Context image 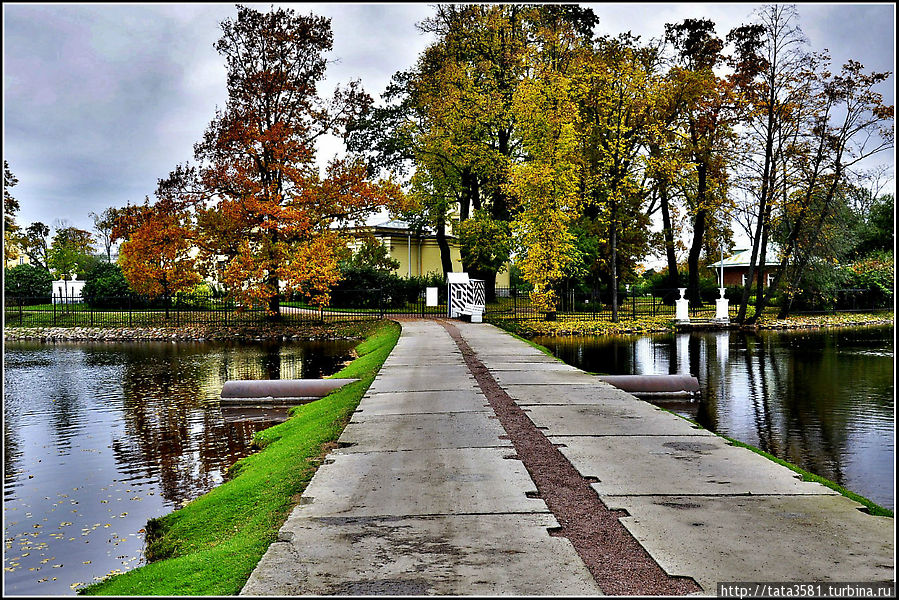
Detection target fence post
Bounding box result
[513,288,517,321]
[129,294,133,327]
[53,294,56,326]
[379,288,384,319]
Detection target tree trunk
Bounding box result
[686,164,708,306]
[660,180,679,290]
[749,223,771,322]
[738,66,778,323]
[610,218,618,323]
[686,208,706,306]
[469,267,498,303]
[435,219,453,277]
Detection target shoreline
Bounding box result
[488,311,894,338]
[3,312,893,343]
[3,322,378,343]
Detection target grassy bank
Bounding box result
[80,319,401,596]
[498,327,894,518]
[488,310,892,337]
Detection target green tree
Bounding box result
[4,160,20,262]
[343,236,400,274]
[572,34,658,319]
[82,262,132,307]
[457,210,511,283]
[4,263,52,299]
[47,226,97,293]
[19,221,51,271]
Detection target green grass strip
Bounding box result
[80,320,401,596]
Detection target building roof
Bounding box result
[348,216,457,239]
[708,247,781,269]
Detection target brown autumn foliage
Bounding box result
[131,5,404,314]
[117,197,200,301]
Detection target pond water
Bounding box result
[532,325,895,511]
[3,339,355,595]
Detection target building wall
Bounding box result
[721,268,777,287]
[380,234,510,288]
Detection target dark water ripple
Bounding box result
[532,325,895,511]
[3,339,354,595]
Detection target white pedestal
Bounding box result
[674,288,689,323]
[715,299,730,321]
[714,288,729,322]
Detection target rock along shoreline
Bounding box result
[3,324,364,343]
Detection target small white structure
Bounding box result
[714,288,730,322]
[426,287,439,307]
[674,287,690,323]
[447,272,485,321]
[52,274,85,304]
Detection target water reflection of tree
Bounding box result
[112,344,261,505]
[107,342,353,506]
[45,349,90,455]
[739,333,779,456]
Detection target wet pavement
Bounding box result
[241,320,894,595]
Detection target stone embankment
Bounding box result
[4,325,361,343]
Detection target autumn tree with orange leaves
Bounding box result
[153,5,402,315]
[116,197,200,315]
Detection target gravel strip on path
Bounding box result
[441,320,700,596]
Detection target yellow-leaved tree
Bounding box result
[508,30,584,313]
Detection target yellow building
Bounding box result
[347,218,511,288]
[4,238,30,269]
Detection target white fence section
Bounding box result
[52,277,85,304]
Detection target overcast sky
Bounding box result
[3,3,895,238]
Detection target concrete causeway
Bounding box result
[241,320,894,596]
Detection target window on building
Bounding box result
[741,273,746,286]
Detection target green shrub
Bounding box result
[4,263,53,299]
[329,266,444,309]
[82,262,132,308]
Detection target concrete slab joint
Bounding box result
[242,319,894,597]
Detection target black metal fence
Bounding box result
[483,288,738,322]
[3,290,452,328]
[482,287,892,322]
[3,286,890,328]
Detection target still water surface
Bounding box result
[3,339,355,595]
[533,325,894,511]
